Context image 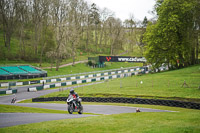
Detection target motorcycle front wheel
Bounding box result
[68,105,73,114]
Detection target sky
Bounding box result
[85,0,156,21]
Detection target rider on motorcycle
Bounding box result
[11,94,16,103]
[68,89,81,108]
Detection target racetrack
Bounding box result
[0,103,174,128]
[0,84,175,128]
[0,82,103,103]
[0,113,96,128]
[6,103,173,114]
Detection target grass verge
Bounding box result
[0,104,96,115]
[44,62,142,77]
[0,104,67,114]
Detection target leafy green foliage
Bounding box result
[144,0,200,69]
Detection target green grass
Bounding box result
[44,62,143,77]
[19,99,66,103]
[0,103,200,133]
[42,64,200,102]
[0,104,67,114]
[0,54,88,68]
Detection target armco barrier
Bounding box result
[32,97,200,110]
[0,89,17,94]
[28,72,138,92]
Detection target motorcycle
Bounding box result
[66,95,83,114]
[11,97,16,103]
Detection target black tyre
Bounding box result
[78,106,83,114]
[68,105,73,114]
[11,99,15,103]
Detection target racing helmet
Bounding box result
[70,89,74,94]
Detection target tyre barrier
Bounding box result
[27,87,37,92]
[32,97,200,110]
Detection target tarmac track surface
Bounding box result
[0,82,103,103]
[6,103,173,114]
[0,113,95,128]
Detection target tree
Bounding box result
[32,0,43,56]
[105,17,124,55]
[193,0,200,64]
[143,22,168,70]
[0,0,19,50]
[138,16,149,55]
[99,8,114,53]
[16,0,29,59]
[46,50,56,71]
[50,0,68,71]
[128,15,136,52]
[39,0,51,66]
[67,0,82,66]
[144,0,200,69]
[141,16,148,28]
[123,15,140,53]
[89,3,100,53]
[0,0,134,65]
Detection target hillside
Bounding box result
[44,64,200,103]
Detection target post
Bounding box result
[8,82,11,90]
[120,67,123,88]
[152,80,154,88]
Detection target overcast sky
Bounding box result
[85,0,156,21]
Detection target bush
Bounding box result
[87,60,93,66]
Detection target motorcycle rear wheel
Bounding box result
[78,106,83,114]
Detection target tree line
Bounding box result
[0,0,147,71]
[0,0,199,71]
[143,0,200,70]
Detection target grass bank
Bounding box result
[44,62,142,77]
[41,65,200,102]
